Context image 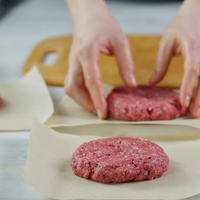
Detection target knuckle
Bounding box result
[163,30,173,40]
[76,42,94,59]
[85,74,100,90]
[186,34,198,45]
[187,40,197,52]
[77,45,87,58]
[114,34,129,47]
[190,65,200,75]
[158,41,167,53]
[184,35,200,51]
[159,38,166,48]
[159,35,171,49]
[187,37,195,46]
[85,75,96,87]
[69,52,75,62]
[122,36,129,46]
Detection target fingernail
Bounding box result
[129,74,137,86]
[185,95,190,107]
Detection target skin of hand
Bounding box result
[149,0,200,118]
[65,0,136,119]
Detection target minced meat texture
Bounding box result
[107,86,187,121]
[71,137,169,183]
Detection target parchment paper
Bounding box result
[46,84,200,136]
[25,119,200,200]
[0,67,53,131]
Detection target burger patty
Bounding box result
[107,86,187,121]
[71,137,169,183]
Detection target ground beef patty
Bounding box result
[71,137,169,183]
[107,86,187,121]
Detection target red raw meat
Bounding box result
[107,86,187,121]
[71,137,169,183]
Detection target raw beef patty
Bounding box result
[107,86,187,121]
[71,137,169,183]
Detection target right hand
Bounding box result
[149,0,200,118]
[65,0,136,119]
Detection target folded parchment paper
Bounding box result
[25,119,200,200]
[0,67,53,131]
[46,84,200,136]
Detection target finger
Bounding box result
[190,78,200,118]
[112,36,137,87]
[64,58,95,112]
[149,36,174,85]
[180,44,200,107]
[79,45,107,119]
[99,45,113,56]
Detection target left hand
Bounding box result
[149,0,200,118]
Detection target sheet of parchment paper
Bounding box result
[53,124,199,138]
[25,119,200,200]
[46,84,200,136]
[0,67,53,131]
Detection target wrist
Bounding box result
[66,0,110,30]
[179,0,200,15]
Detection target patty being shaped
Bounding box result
[107,86,187,121]
[71,137,169,183]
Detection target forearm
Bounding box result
[66,0,108,16]
[66,0,110,30]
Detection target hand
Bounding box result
[149,0,200,118]
[65,0,136,119]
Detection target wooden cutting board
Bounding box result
[22,35,184,88]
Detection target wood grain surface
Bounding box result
[22,35,184,88]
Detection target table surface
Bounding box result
[0,0,200,199]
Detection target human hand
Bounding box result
[150,0,200,118]
[65,0,136,119]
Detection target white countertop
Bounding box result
[0,0,199,199]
